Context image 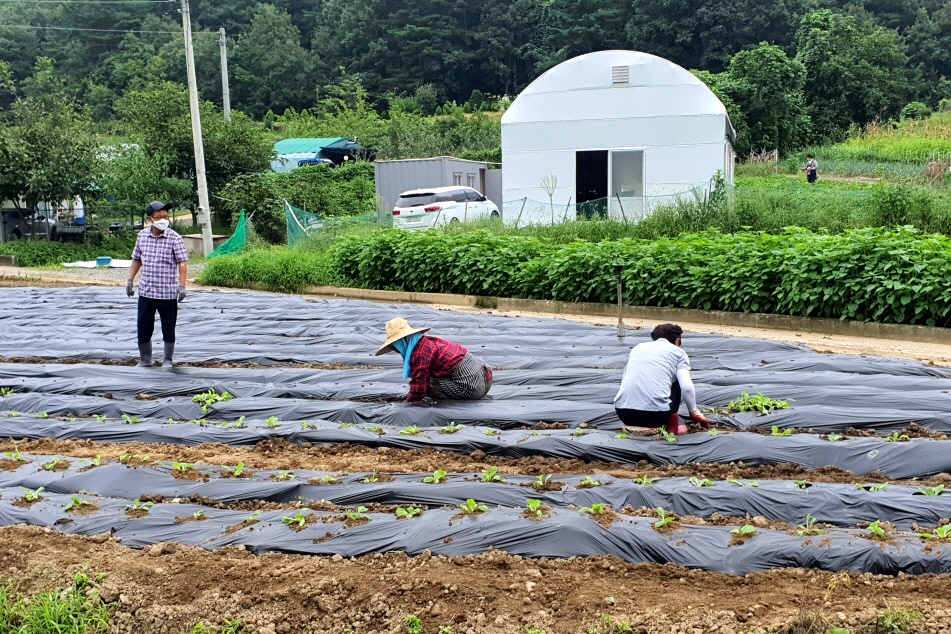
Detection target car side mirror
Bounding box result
[480,196,487,201]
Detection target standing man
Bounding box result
[805,154,819,183]
[127,201,188,368]
[614,323,710,436]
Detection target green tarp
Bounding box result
[208,211,248,258]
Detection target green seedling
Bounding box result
[884,431,910,442]
[423,469,447,484]
[21,487,43,501]
[572,429,587,437]
[526,499,544,518]
[708,428,718,436]
[245,511,262,523]
[458,499,488,514]
[361,472,379,483]
[189,419,208,426]
[121,414,140,424]
[300,421,314,430]
[396,507,422,519]
[5,447,23,461]
[339,422,355,428]
[222,416,246,429]
[224,462,246,477]
[192,389,233,414]
[366,424,384,433]
[405,615,423,634]
[858,482,888,492]
[265,416,280,428]
[825,434,845,441]
[579,503,607,515]
[400,425,421,435]
[918,485,945,496]
[346,506,370,521]
[483,429,498,436]
[69,418,76,423]
[321,475,341,484]
[660,429,677,443]
[192,510,206,520]
[125,499,154,512]
[73,572,91,590]
[173,462,194,472]
[867,520,887,539]
[480,466,506,483]
[282,510,309,528]
[578,476,602,487]
[727,392,790,414]
[43,457,63,471]
[793,480,810,489]
[88,453,103,467]
[64,496,91,511]
[614,433,628,439]
[0,387,13,396]
[534,474,553,487]
[728,479,759,487]
[36,412,49,419]
[689,477,713,487]
[654,507,676,529]
[796,514,825,537]
[441,422,465,433]
[920,525,951,540]
[633,476,658,485]
[276,471,295,481]
[771,425,792,437]
[6,412,19,417]
[92,414,107,422]
[730,525,757,536]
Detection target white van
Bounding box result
[391,186,500,231]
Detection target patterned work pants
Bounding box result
[428,353,492,400]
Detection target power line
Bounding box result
[0,0,174,3]
[0,23,218,34]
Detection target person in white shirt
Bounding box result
[614,323,711,436]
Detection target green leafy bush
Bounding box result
[0,233,138,267]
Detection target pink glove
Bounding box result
[690,411,711,430]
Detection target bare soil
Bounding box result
[0,525,948,634]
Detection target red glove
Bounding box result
[690,411,711,430]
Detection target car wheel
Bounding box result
[10,229,21,240]
[490,211,500,219]
[449,217,460,224]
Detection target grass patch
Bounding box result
[0,580,112,634]
[0,234,138,268]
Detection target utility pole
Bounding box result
[181,0,213,256]
[218,28,231,122]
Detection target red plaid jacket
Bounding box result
[406,336,491,401]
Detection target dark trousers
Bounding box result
[807,170,818,183]
[615,381,681,428]
[137,296,178,344]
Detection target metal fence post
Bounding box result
[614,264,625,340]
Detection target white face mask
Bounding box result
[152,219,170,232]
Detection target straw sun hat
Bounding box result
[376,317,430,355]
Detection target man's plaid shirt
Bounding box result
[132,228,189,300]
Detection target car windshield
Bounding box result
[396,192,436,207]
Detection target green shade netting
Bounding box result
[285,201,323,246]
[208,210,248,258]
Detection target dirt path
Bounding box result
[1,525,946,634]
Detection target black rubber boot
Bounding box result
[162,341,175,368]
[137,341,153,367]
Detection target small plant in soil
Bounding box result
[770,425,792,437]
[825,434,844,441]
[5,447,24,461]
[265,416,280,428]
[572,429,587,436]
[276,471,295,481]
[793,480,810,489]
[224,462,246,477]
[396,507,422,519]
[796,514,825,537]
[441,422,465,433]
[125,499,154,512]
[633,476,658,485]
[222,416,246,429]
[920,525,951,540]
[730,525,757,537]
[121,414,140,424]
[660,429,677,443]
[423,469,447,484]
[189,419,208,426]
[480,466,506,483]
[321,475,342,484]
[532,474,553,489]
[300,420,314,430]
[87,454,103,467]
[728,392,790,414]
[22,487,43,501]
[173,462,194,472]
[192,389,232,414]
[728,479,759,487]
[858,482,888,492]
[689,477,713,487]
[579,503,609,516]
[526,499,544,518]
[654,507,676,529]
[92,414,107,422]
[192,510,206,520]
[400,425,421,435]
[283,510,309,528]
[458,499,488,514]
[708,428,718,436]
[339,422,354,428]
[876,607,924,633]
[346,506,370,521]
[884,431,910,442]
[366,424,384,433]
[918,485,945,496]
[361,472,379,483]
[64,497,91,512]
[43,457,63,471]
[613,432,628,439]
[578,476,603,488]
[405,615,423,634]
[244,511,262,523]
[36,412,49,419]
[483,429,498,436]
[0,387,13,396]
[867,520,888,539]
[7,412,18,417]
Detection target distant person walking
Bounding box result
[126,201,188,368]
[805,155,819,183]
